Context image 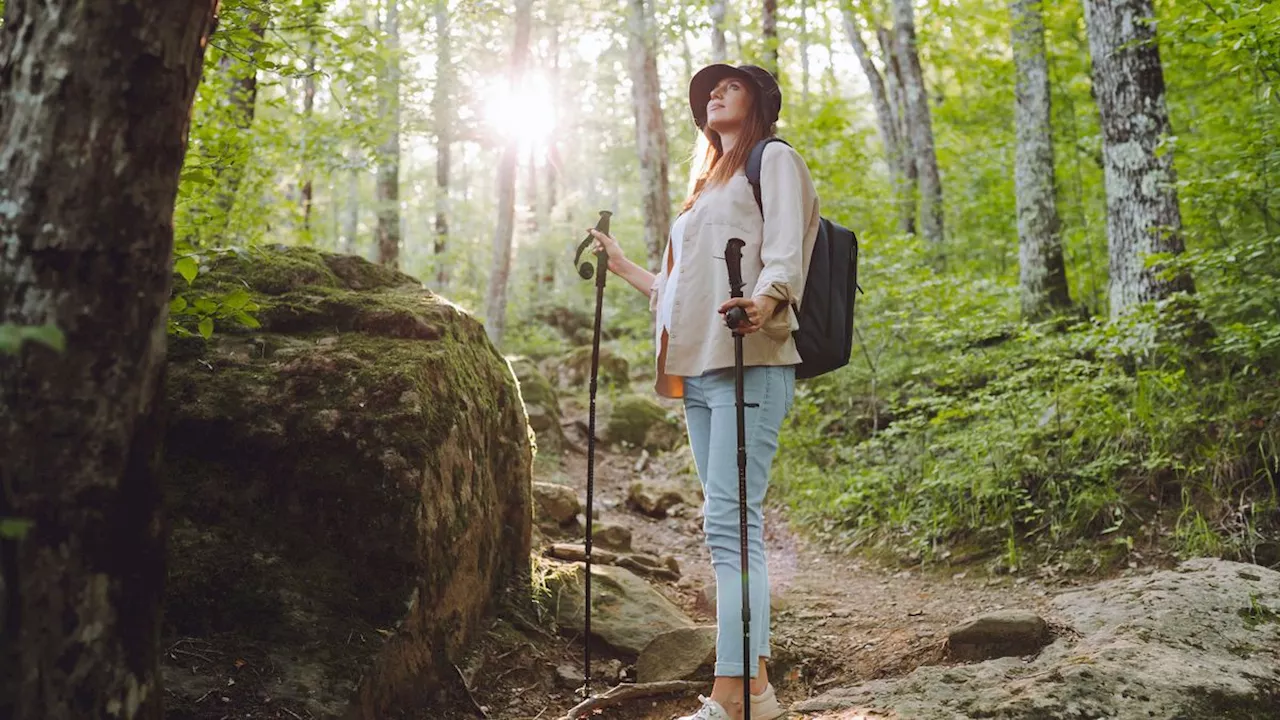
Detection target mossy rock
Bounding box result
[508,355,563,454]
[163,246,533,719]
[602,394,680,451]
[549,345,630,390]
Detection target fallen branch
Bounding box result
[558,680,706,720]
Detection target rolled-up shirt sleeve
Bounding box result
[753,143,816,331]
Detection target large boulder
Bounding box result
[162,246,533,719]
[508,355,564,454]
[794,559,1280,719]
[548,345,630,390]
[602,394,681,451]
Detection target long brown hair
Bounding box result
[680,84,775,213]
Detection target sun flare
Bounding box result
[484,71,557,153]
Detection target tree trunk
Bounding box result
[800,0,810,105]
[375,0,402,268]
[710,0,728,62]
[0,3,217,719]
[433,0,451,288]
[1083,0,1194,318]
[485,0,534,347]
[340,155,360,255]
[627,0,672,273]
[214,10,266,228]
[544,16,560,289]
[1011,0,1072,318]
[878,26,917,233]
[844,9,913,235]
[762,0,779,76]
[891,0,945,255]
[301,43,316,237]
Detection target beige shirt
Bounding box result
[651,142,821,398]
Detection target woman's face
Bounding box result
[705,77,754,133]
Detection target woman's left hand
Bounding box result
[718,295,780,334]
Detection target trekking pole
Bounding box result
[571,209,613,698]
[723,238,753,720]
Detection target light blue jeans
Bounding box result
[683,365,795,678]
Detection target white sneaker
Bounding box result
[750,683,786,720]
[677,695,733,720]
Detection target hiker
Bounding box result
[589,63,820,720]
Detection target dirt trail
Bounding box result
[466,428,1068,720]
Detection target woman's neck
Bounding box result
[718,128,740,154]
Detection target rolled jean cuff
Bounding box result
[714,661,760,679]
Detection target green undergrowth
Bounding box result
[773,235,1280,573]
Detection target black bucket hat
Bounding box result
[688,63,782,129]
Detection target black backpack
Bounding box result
[746,137,861,380]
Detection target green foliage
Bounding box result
[0,323,65,355]
[163,0,1280,568]
[0,517,33,540]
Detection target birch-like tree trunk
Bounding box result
[1083,0,1194,317]
[375,0,402,268]
[340,159,359,255]
[627,0,672,273]
[433,0,452,288]
[891,0,945,253]
[763,0,779,76]
[301,43,317,236]
[485,0,534,347]
[710,0,728,62]
[844,9,913,234]
[1011,0,1072,318]
[878,26,917,232]
[800,0,810,104]
[0,3,217,718]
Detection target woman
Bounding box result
[590,63,820,720]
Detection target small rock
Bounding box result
[592,522,633,552]
[662,555,681,574]
[555,664,584,689]
[947,609,1050,661]
[628,481,687,518]
[546,564,695,654]
[616,554,681,582]
[532,482,580,526]
[636,625,717,682]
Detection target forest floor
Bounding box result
[450,413,1136,720]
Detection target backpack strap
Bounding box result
[745,137,791,215]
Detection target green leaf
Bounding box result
[233,312,261,329]
[170,296,189,314]
[194,298,218,314]
[198,317,214,339]
[0,517,34,540]
[175,256,199,285]
[179,169,215,186]
[224,288,252,310]
[0,323,65,355]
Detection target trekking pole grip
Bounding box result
[724,238,749,331]
[574,210,613,284]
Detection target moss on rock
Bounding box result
[602,394,679,451]
[163,246,532,719]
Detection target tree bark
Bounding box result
[800,0,810,104]
[485,0,534,347]
[301,43,317,237]
[844,9,914,234]
[763,0,778,76]
[1011,0,1072,318]
[375,0,402,268]
[213,9,266,229]
[891,0,945,254]
[1083,0,1194,318]
[433,0,451,287]
[878,26,917,232]
[0,2,218,719]
[710,0,728,62]
[627,0,672,273]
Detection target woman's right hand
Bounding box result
[589,229,627,274]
